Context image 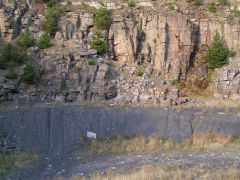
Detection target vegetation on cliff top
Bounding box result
[89,6,110,54]
[41,8,59,35]
[92,7,111,31]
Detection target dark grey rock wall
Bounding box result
[0,106,240,154]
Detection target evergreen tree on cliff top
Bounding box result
[206,31,229,69]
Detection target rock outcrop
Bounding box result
[0,0,28,41]
[1,0,240,105]
[214,57,240,100]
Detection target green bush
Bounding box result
[5,68,18,79]
[88,59,96,65]
[172,80,181,89]
[46,0,59,8]
[93,7,111,31]
[66,0,71,5]
[136,70,143,76]
[186,0,193,2]
[229,49,236,57]
[209,2,216,13]
[218,0,228,5]
[0,43,27,69]
[22,61,37,84]
[194,0,203,6]
[128,0,136,7]
[89,39,107,54]
[229,14,234,21]
[41,9,59,35]
[37,33,52,49]
[234,9,240,17]
[81,0,87,8]
[169,4,174,10]
[16,28,35,49]
[206,31,229,69]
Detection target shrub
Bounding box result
[234,9,240,17]
[169,4,174,10]
[229,14,234,21]
[194,0,203,6]
[37,33,52,49]
[172,80,181,89]
[93,7,111,31]
[92,30,103,39]
[22,61,37,84]
[88,59,96,65]
[218,0,228,5]
[41,9,58,35]
[5,68,18,79]
[89,39,107,54]
[136,70,143,76]
[186,0,193,2]
[209,2,216,13]
[46,0,59,8]
[0,43,27,69]
[229,49,236,57]
[16,28,35,49]
[81,0,87,8]
[206,31,229,69]
[128,0,136,7]
[66,0,71,5]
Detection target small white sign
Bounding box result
[87,131,96,139]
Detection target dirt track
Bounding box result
[14,145,239,180]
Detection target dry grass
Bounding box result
[0,151,39,177]
[84,132,239,155]
[89,135,161,154]
[70,163,240,180]
[193,131,236,146]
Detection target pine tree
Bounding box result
[206,31,229,69]
[22,62,37,84]
[37,33,52,49]
[41,9,58,35]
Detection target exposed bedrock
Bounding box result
[1,1,240,104]
[0,106,240,154]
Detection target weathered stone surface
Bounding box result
[1,0,240,105]
[0,106,240,153]
[0,0,28,41]
[109,13,198,80]
[214,58,240,100]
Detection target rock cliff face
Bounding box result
[0,0,240,105]
[1,105,240,153]
[109,13,199,81]
[0,0,28,41]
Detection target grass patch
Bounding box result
[70,163,240,180]
[128,0,136,8]
[136,70,143,76]
[209,2,216,13]
[88,59,96,65]
[194,0,203,6]
[79,132,239,155]
[89,39,107,54]
[0,151,39,177]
